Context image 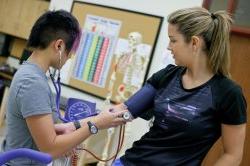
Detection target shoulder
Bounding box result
[212,75,243,96]
[146,64,183,89]
[154,64,181,76]
[15,74,49,99]
[211,75,247,124]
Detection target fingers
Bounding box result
[108,120,126,128]
[111,114,127,126]
[110,108,127,115]
[114,110,132,120]
[93,106,131,129]
[113,118,127,126]
[108,103,128,113]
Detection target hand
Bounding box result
[110,103,129,113]
[54,122,75,135]
[110,103,133,121]
[91,106,128,129]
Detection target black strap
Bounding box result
[73,120,81,130]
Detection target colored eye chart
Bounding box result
[71,15,121,87]
[60,1,163,102]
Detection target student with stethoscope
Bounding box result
[1,10,127,166]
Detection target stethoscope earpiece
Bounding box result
[58,50,62,73]
[59,50,62,60]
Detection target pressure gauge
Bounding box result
[64,98,96,121]
[122,111,132,121]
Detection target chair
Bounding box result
[0,148,52,165]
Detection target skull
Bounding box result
[128,32,142,48]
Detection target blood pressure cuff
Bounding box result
[124,83,156,120]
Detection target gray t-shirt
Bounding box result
[1,61,56,165]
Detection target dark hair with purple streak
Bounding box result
[27,10,81,53]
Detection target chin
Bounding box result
[174,60,179,65]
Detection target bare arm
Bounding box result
[26,109,127,158]
[214,123,246,166]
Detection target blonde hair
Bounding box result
[168,7,233,77]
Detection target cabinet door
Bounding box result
[203,0,250,36]
[205,0,229,12]
[202,34,250,166]
[0,0,49,39]
[203,2,250,166]
[229,34,250,166]
[233,0,250,35]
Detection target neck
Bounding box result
[28,50,50,72]
[182,53,214,88]
[185,66,213,81]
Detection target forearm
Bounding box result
[42,118,92,158]
[30,109,126,159]
[214,153,242,166]
[215,124,246,166]
[41,124,91,158]
[47,110,126,158]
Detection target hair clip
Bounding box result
[211,13,217,19]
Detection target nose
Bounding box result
[167,44,171,51]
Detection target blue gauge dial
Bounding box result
[64,98,96,122]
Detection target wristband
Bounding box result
[73,120,81,130]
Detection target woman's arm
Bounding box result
[214,123,246,166]
[26,108,127,159]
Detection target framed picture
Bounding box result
[60,1,163,103]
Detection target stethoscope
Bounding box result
[49,51,102,123]
[49,51,69,123]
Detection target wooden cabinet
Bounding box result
[0,0,49,39]
[202,1,250,165]
[202,33,250,166]
[10,38,27,59]
[203,0,250,36]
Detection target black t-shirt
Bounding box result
[121,65,247,166]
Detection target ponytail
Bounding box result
[208,11,232,77]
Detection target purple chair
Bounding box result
[0,148,52,165]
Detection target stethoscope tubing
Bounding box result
[49,69,100,123]
[49,69,68,123]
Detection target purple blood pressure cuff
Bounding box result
[124,83,156,120]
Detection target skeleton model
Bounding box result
[97,32,148,166]
[116,32,148,102]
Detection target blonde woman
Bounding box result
[113,7,247,166]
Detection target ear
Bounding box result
[190,36,200,52]
[54,39,65,53]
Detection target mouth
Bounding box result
[171,53,175,58]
